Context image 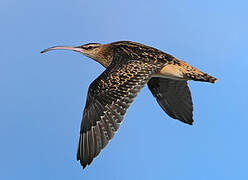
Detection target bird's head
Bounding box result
[41,43,112,67]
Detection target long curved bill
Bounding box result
[40,46,82,53]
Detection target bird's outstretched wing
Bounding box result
[77,60,159,168]
[148,77,193,125]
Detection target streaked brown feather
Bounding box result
[41,40,217,169]
[77,58,162,168]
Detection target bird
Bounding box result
[41,41,217,169]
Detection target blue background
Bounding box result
[1,0,247,179]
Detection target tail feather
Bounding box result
[185,72,217,83]
[176,59,218,83]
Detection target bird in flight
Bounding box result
[41,41,217,169]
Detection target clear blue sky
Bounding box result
[1,0,247,179]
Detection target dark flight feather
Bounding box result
[148,77,193,125]
[77,58,162,168]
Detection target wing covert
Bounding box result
[77,60,160,168]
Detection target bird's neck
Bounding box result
[87,45,113,68]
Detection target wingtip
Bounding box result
[188,122,193,125]
[78,158,92,170]
[180,116,193,125]
[183,120,193,125]
[79,160,87,169]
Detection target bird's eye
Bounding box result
[87,46,94,50]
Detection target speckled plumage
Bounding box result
[41,41,217,169]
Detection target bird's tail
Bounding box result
[155,59,217,83]
[185,71,217,83]
[178,60,218,83]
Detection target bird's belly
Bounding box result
[152,64,187,80]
